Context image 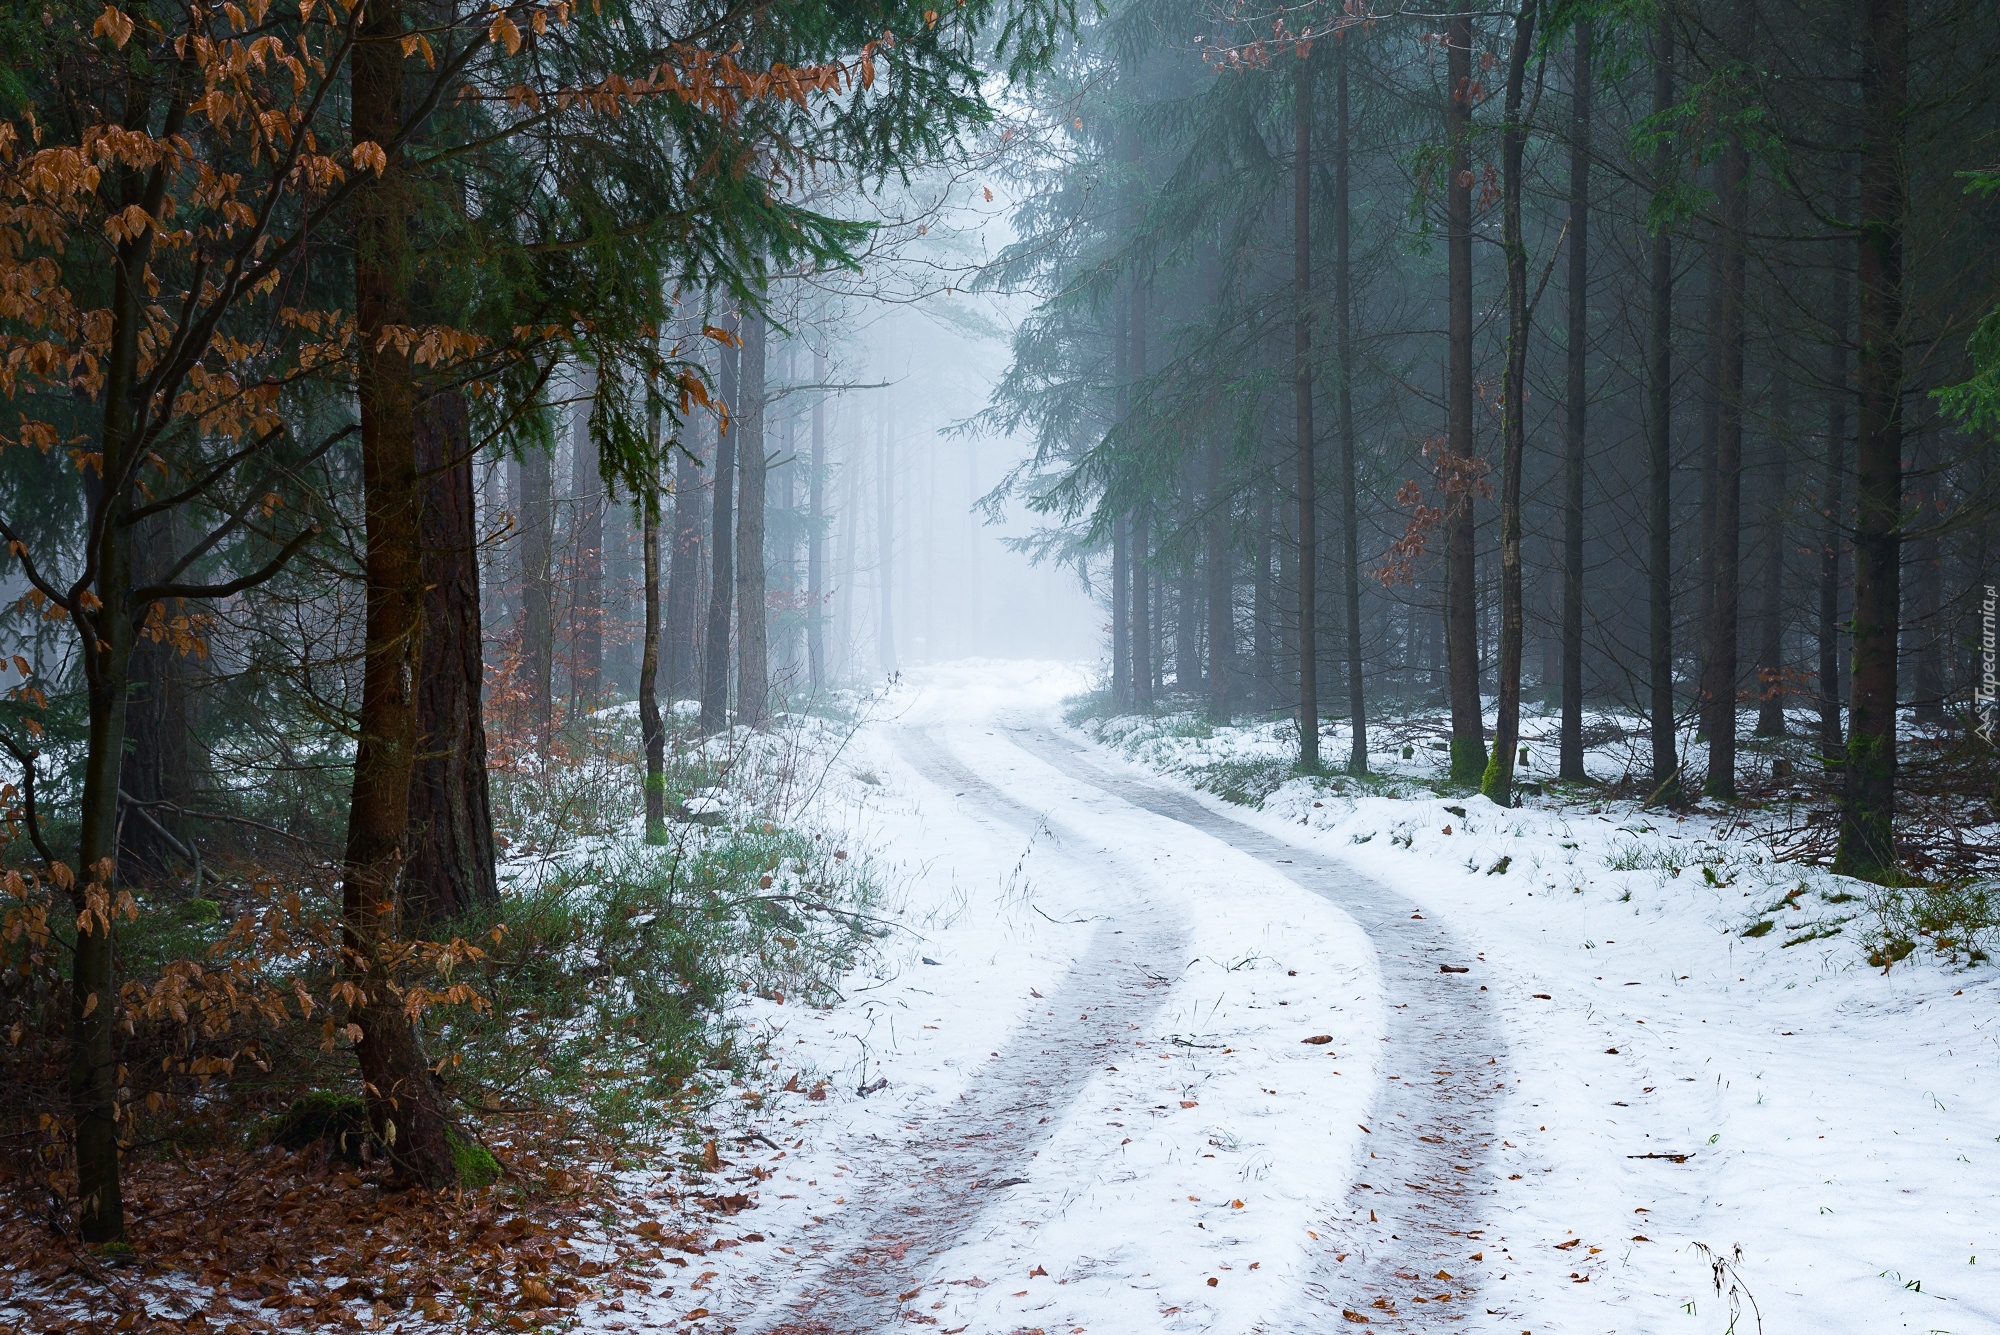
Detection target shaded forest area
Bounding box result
[982,0,2000,881]
[0,0,1067,1298]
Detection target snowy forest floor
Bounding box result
[636,660,2000,1335]
[10,662,1996,1335]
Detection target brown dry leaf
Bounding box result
[1028,1264,1047,1277]
[1342,1312,1371,1324]
[1554,1238,1582,1250]
[1302,1034,1334,1045]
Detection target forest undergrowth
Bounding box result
[1069,690,2000,971]
[0,698,884,1334]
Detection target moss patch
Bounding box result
[449,1128,502,1188]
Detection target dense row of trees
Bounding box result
[0,0,1062,1245]
[981,0,1999,877]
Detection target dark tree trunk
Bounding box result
[1131,282,1153,711]
[1701,10,1752,800]
[121,511,197,879]
[664,420,702,700]
[571,368,603,708]
[1559,18,1591,783]
[1755,374,1791,738]
[347,0,471,1188]
[1112,297,1131,708]
[1698,245,1723,653]
[1910,435,1944,726]
[1647,10,1680,801]
[1837,0,1906,879]
[1819,275,1849,758]
[69,55,180,1235]
[736,314,770,724]
[700,316,740,733]
[405,390,498,924]
[641,361,665,841]
[1112,517,1130,707]
[1444,0,1485,785]
[1335,37,1366,774]
[1206,438,1233,722]
[808,351,828,690]
[1483,0,1537,808]
[516,446,553,743]
[1294,49,1321,772]
[876,398,898,675]
[1252,420,1275,711]
[1177,556,1202,694]
[1132,507,1153,710]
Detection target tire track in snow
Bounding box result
[1003,720,1506,1332]
[742,726,1187,1335]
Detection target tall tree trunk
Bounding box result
[571,368,603,708]
[1177,554,1202,693]
[876,397,898,675]
[1910,432,1944,725]
[664,420,702,700]
[121,512,195,879]
[1112,518,1130,706]
[1131,282,1154,710]
[736,314,770,723]
[1293,49,1321,772]
[1483,0,1537,808]
[1335,36,1366,775]
[346,0,469,1187]
[808,351,828,690]
[640,352,666,841]
[699,315,740,733]
[1647,11,1681,801]
[1253,417,1275,711]
[836,417,859,677]
[405,390,498,923]
[1444,0,1485,785]
[1111,299,1131,708]
[1206,437,1233,722]
[1837,0,1906,878]
[1819,273,1849,758]
[68,50,180,1235]
[516,446,553,743]
[1132,508,1153,709]
[1755,372,1791,737]
[1559,17,1591,783]
[1701,3,1751,800]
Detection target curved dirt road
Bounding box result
[743,720,1506,1333]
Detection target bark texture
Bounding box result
[1646,12,1680,802]
[1334,37,1366,775]
[700,319,739,734]
[1559,18,1591,784]
[1293,50,1321,772]
[1837,0,1906,879]
[405,389,497,924]
[346,0,471,1188]
[736,315,770,724]
[1443,0,1486,785]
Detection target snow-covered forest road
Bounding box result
[657,663,1999,1335]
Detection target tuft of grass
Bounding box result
[1863,878,1998,967]
[447,833,878,1148]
